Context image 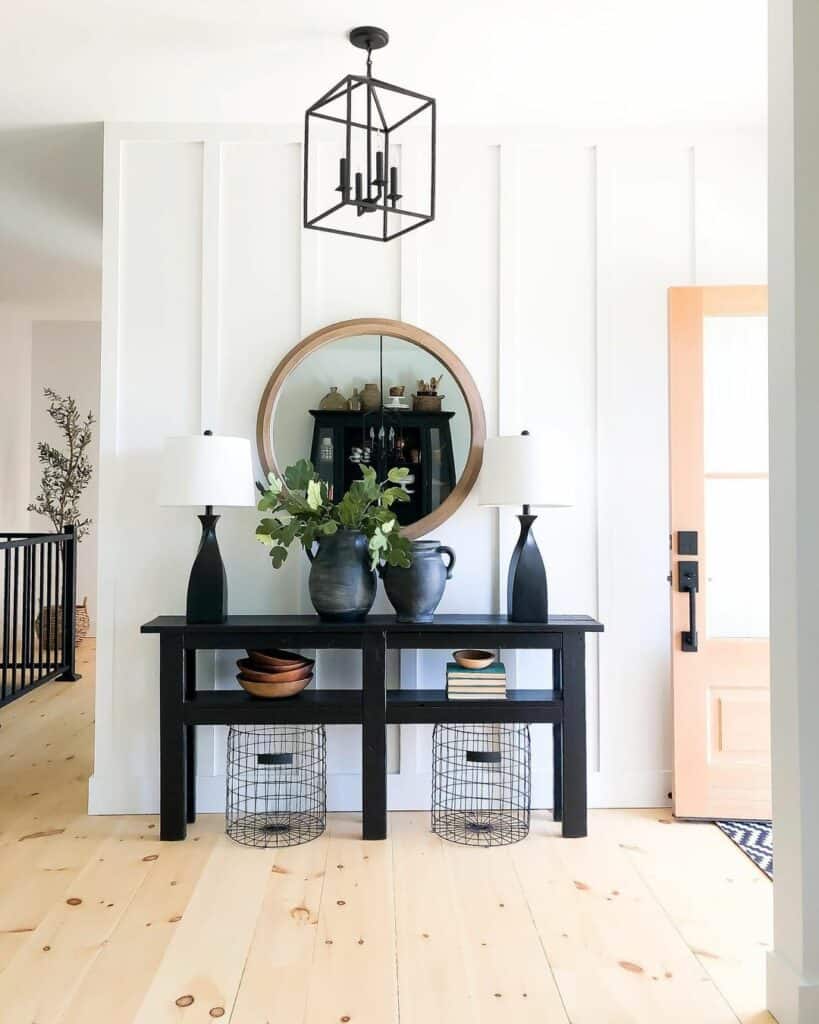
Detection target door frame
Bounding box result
[668,285,770,819]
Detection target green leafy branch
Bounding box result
[255,459,413,571]
[27,388,94,540]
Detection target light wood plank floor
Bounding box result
[0,642,774,1023]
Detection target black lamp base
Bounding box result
[186,510,228,624]
[507,513,549,623]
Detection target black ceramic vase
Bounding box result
[307,530,376,622]
[381,540,456,623]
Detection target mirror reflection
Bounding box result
[271,334,470,529]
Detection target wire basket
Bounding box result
[431,722,531,846]
[226,724,326,848]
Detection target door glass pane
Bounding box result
[705,477,769,638]
[703,316,768,473]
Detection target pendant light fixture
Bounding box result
[303,26,436,242]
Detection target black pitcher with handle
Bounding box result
[380,540,455,623]
[307,530,376,622]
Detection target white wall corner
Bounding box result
[767,950,819,1024]
[87,771,159,815]
[768,1,819,1020]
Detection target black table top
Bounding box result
[141,613,603,634]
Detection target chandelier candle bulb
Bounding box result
[337,157,349,194]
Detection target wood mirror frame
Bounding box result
[256,317,486,539]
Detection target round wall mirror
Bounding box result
[256,318,486,539]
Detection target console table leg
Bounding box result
[552,723,563,823]
[551,649,563,823]
[184,648,196,824]
[362,633,387,840]
[561,633,587,838]
[160,634,187,840]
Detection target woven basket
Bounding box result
[76,597,90,645]
[412,393,443,413]
[36,597,90,650]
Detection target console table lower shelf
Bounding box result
[140,614,603,842]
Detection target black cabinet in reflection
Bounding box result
[309,409,457,527]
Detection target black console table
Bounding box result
[140,614,603,842]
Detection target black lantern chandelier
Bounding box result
[303,26,436,242]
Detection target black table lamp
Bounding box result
[159,431,255,624]
[479,431,573,623]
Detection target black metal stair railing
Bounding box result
[0,525,80,708]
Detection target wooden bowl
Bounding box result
[247,649,313,670]
[236,658,314,684]
[452,649,496,670]
[236,674,313,699]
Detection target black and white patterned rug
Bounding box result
[716,820,773,878]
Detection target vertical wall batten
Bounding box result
[90,130,123,809]
[497,144,520,622]
[201,141,222,431]
[397,143,423,781]
[689,146,698,283]
[594,141,614,780]
[200,140,222,777]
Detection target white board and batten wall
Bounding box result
[90,123,766,814]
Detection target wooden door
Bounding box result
[668,286,771,820]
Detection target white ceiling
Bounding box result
[0,124,102,315]
[0,1,766,313]
[2,0,766,127]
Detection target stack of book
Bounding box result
[446,661,507,700]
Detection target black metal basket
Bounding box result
[431,722,531,846]
[226,724,326,848]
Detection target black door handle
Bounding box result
[679,560,699,652]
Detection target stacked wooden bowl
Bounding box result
[236,649,315,698]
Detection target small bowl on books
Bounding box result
[452,649,495,670]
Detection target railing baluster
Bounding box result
[11,547,19,698]
[38,540,45,682]
[62,526,78,680]
[29,545,37,684]
[56,539,63,674]
[2,549,9,701]
[45,541,52,677]
[21,546,29,689]
[57,539,63,673]
[52,540,59,677]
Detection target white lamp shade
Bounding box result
[478,433,574,508]
[159,434,257,508]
